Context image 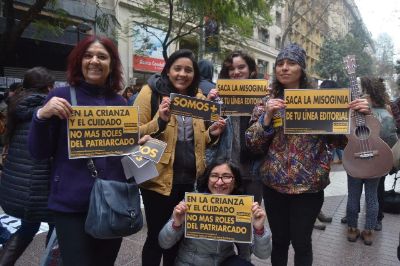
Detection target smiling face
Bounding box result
[228,56,251,79]
[207,163,236,195]
[275,59,302,89]
[81,42,111,86]
[167,57,195,94]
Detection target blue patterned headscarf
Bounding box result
[276,43,306,69]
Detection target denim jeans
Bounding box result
[0,222,11,244]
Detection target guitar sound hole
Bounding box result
[355,126,370,140]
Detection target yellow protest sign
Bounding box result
[184,192,253,243]
[216,79,268,116]
[170,93,221,121]
[284,89,351,134]
[68,106,139,158]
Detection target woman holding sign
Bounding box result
[28,36,129,265]
[134,49,225,266]
[245,43,371,265]
[207,50,265,205]
[158,160,271,265]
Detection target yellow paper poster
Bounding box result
[68,106,139,158]
[216,79,268,116]
[184,193,253,243]
[284,89,351,134]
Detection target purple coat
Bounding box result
[28,82,127,213]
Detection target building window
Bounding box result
[276,11,282,27]
[258,27,270,44]
[275,36,281,49]
[257,60,269,79]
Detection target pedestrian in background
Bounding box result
[312,79,341,231]
[198,59,215,97]
[122,86,134,103]
[133,49,225,266]
[245,43,371,265]
[28,36,128,266]
[0,67,55,265]
[346,77,397,245]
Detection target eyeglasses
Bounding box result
[209,174,234,183]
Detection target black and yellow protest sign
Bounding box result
[184,193,253,243]
[284,89,351,134]
[170,93,221,121]
[216,79,268,116]
[131,138,167,164]
[68,106,139,158]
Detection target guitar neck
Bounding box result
[347,67,366,127]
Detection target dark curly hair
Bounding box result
[360,76,389,108]
[219,50,257,79]
[196,160,243,195]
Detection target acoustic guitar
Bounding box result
[342,55,393,179]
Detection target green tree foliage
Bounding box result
[315,21,373,87]
[132,0,277,60]
[395,60,400,89]
[0,0,120,74]
[375,33,395,79]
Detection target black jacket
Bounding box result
[0,93,52,222]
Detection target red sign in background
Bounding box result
[133,55,165,73]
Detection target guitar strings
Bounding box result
[351,75,371,158]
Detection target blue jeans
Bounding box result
[346,175,380,230]
[0,222,11,244]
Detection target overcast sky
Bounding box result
[354,0,400,59]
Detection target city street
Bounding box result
[3,163,400,266]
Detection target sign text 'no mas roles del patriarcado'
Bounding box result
[216,79,268,116]
[67,106,139,159]
[284,89,351,134]
[184,193,253,243]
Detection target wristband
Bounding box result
[254,226,265,236]
[171,220,182,230]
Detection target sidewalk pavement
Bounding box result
[6,163,400,266]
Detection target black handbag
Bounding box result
[383,174,400,214]
[84,158,143,239]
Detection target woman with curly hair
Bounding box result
[345,77,398,245]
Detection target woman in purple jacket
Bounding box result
[28,36,126,266]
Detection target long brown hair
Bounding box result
[360,77,389,108]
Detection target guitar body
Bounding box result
[343,115,393,179]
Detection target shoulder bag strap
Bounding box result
[69,86,98,178]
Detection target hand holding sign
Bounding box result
[251,202,266,231]
[207,88,219,101]
[159,96,171,122]
[264,98,285,126]
[209,117,226,136]
[172,201,188,227]
[39,97,73,120]
[138,134,153,144]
